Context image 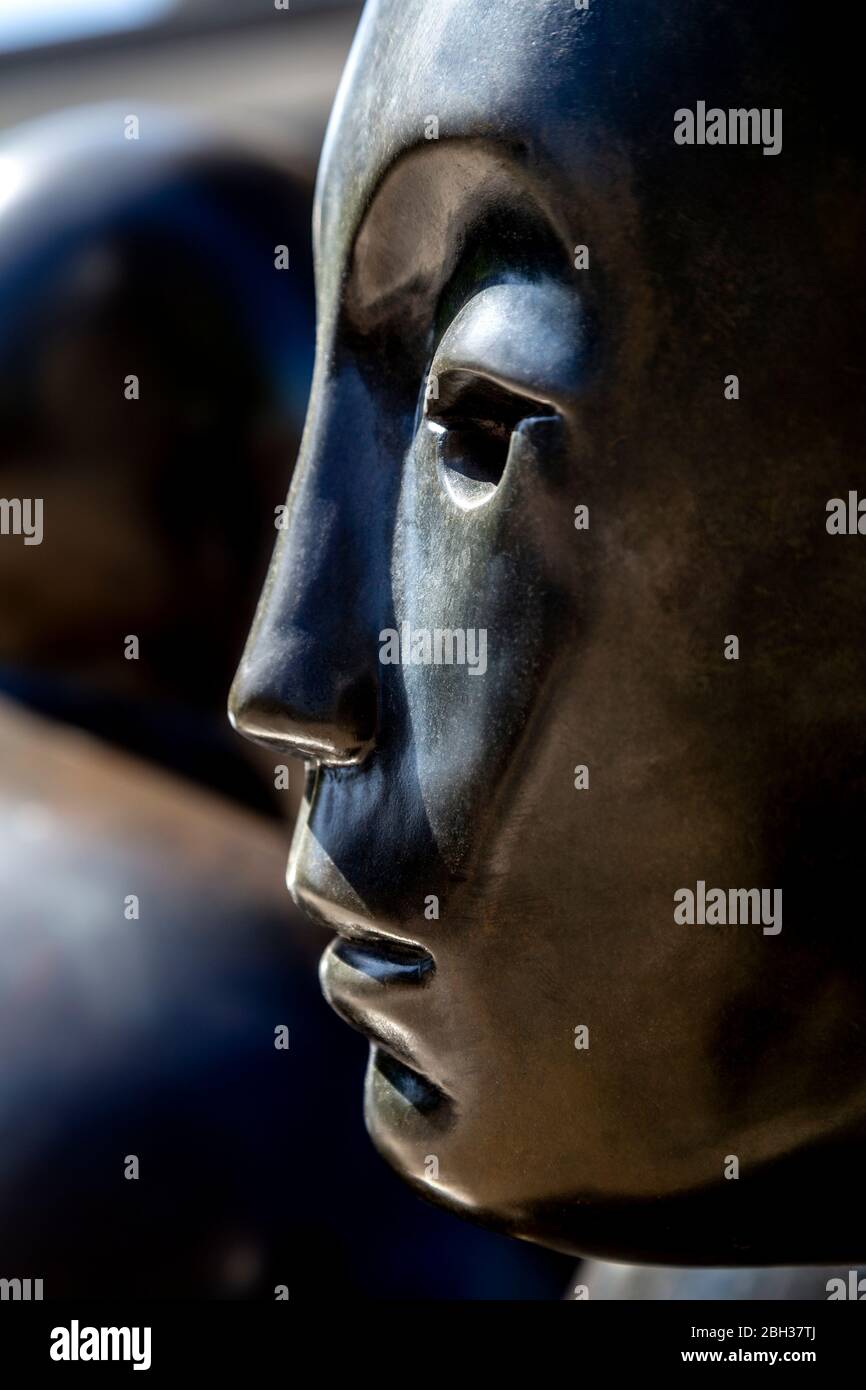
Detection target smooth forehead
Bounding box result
[313,0,798,276]
[311,0,828,358]
[314,0,606,271]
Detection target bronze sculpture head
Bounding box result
[231,0,866,1263]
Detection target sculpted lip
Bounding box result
[323,975,450,1116]
[319,931,448,1118]
[372,1046,443,1115]
[332,929,435,985]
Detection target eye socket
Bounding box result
[425,371,555,507]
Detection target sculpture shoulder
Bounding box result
[579,1260,854,1301]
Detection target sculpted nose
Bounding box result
[229,377,381,766]
[229,617,378,765]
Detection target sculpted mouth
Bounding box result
[319,929,449,1120]
[323,980,451,1118]
[291,810,444,1115]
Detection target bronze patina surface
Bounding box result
[232,0,866,1263]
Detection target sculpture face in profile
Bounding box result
[231,0,866,1264]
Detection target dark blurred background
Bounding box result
[0,0,575,1299]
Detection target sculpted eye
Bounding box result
[425,371,555,508]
